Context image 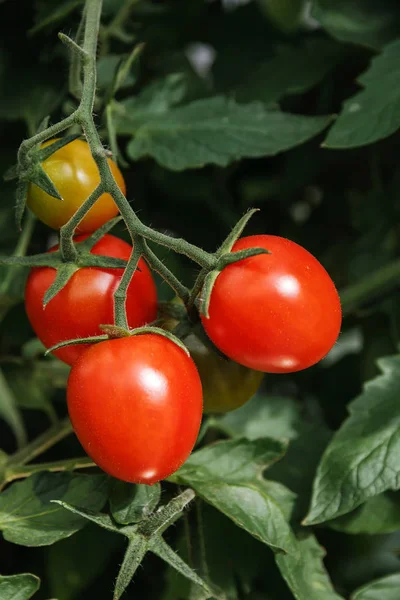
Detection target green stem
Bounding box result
[113,238,143,328]
[340,258,400,317]
[142,241,190,303]
[68,5,86,100]
[19,0,215,333]
[195,498,210,582]
[59,184,104,261]
[2,456,95,488]
[6,417,73,469]
[18,112,78,169]
[14,211,36,257]
[187,268,208,312]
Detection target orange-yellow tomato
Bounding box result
[27,138,125,233]
[161,299,263,414]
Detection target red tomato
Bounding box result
[67,335,203,484]
[25,234,157,366]
[201,235,341,373]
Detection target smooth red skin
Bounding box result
[201,235,342,374]
[25,234,157,366]
[67,335,203,484]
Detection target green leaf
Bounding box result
[0,264,29,321]
[0,573,40,600]
[257,0,305,33]
[174,438,295,553]
[234,37,343,105]
[305,354,400,525]
[218,394,302,441]
[120,96,332,170]
[0,64,63,130]
[116,73,196,131]
[312,0,400,49]
[47,524,122,600]
[267,424,332,521]
[330,492,400,534]
[276,533,345,600]
[5,361,65,421]
[324,40,400,149]
[351,574,400,599]
[0,472,108,546]
[0,367,27,448]
[110,480,161,525]
[97,54,136,91]
[30,0,83,34]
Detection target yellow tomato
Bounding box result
[27,138,125,233]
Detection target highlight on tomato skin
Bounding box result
[24,234,158,366]
[201,235,342,374]
[67,335,203,485]
[26,138,125,233]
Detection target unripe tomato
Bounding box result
[185,333,263,414]
[201,235,342,373]
[27,139,125,233]
[25,234,157,366]
[160,299,263,413]
[67,335,203,484]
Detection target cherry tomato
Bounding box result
[185,333,263,413]
[67,334,203,484]
[201,235,342,373]
[161,300,263,413]
[27,139,125,233]
[25,234,157,366]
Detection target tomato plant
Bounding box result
[67,334,203,484]
[25,234,157,365]
[202,235,342,373]
[27,139,125,233]
[2,1,400,599]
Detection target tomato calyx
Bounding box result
[45,324,190,358]
[9,135,82,229]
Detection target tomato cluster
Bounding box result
[24,138,342,486]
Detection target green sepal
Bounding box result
[44,334,108,356]
[51,501,119,533]
[15,180,29,230]
[113,537,148,600]
[218,247,270,268]
[53,489,214,600]
[0,252,127,270]
[128,326,190,356]
[43,264,79,306]
[216,208,259,256]
[199,269,219,319]
[37,134,81,162]
[149,536,215,595]
[30,165,62,200]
